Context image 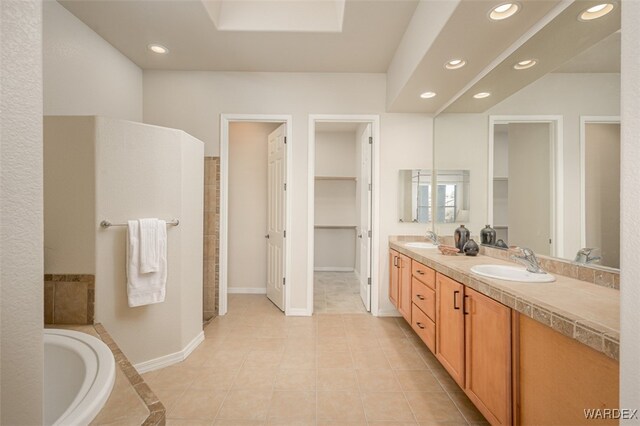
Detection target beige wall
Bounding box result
[1,0,44,423]
[44,116,96,274]
[143,71,433,315]
[94,117,203,365]
[585,123,620,269]
[620,1,640,411]
[228,122,279,291]
[43,0,143,121]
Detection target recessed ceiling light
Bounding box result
[473,92,491,99]
[513,59,537,70]
[445,59,467,70]
[148,44,169,54]
[420,91,437,99]
[579,3,615,21]
[489,2,520,20]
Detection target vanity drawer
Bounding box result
[412,261,436,289]
[411,303,436,353]
[412,277,436,321]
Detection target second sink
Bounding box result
[404,241,439,249]
[470,264,556,283]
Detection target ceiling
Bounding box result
[59,0,418,72]
[386,0,564,113]
[57,0,622,114]
[442,0,621,113]
[553,31,620,73]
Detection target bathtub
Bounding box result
[44,329,116,426]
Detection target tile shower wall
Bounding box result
[204,157,220,321]
[44,274,95,324]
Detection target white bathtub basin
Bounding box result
[403,241,439,249]
[44,329,116,426]
[470,264,556,283]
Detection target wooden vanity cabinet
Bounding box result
[435,273,466,388]
[465,287,512,426]
[389,250,399,307]
[436,273,512,426]
[397,253,412,322]
[410,260,437,352]
[389,250,412,322]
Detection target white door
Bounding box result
[266,124,286,311]
[358,124,372,311]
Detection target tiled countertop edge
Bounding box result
[94,324,166,426]
[389,240,620,362]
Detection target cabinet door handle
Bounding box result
[393,256,398,267]
[463,295,470,315]
[453,290,460,310]
[416,322,425,329]
[416,294,425,301]
[416,270,425,275]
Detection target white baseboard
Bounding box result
[375,308,402,317]
[286,308,312,316]
[134,330,205,374]
[314,267,355,272]
[228,287,267,294]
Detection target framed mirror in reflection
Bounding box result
[433,6,620,270]
[398,169,431,223]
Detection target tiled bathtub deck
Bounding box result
[143,294,487,425]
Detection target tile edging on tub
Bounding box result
[389,241,620,362]
[93,323,166,426]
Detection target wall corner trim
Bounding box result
[133,331,204,374]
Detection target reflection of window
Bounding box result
[436,184,457,223]
[417,184,431,222]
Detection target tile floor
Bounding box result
[143,294,488,425]
[314,272,367,313]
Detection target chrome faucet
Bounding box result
[510,247,545,274]
[425,230,439,245]
[574,248,602,265]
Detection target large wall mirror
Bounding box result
[433,2,620,270]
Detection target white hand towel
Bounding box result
[139,218,160,273]
[126,219,167,307]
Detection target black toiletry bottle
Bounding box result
[454,224,470,253]
[480,225,497,245]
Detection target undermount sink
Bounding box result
[470,264,556,283]
[404,241,439,249]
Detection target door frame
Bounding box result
[579,116,621,248]
[308,114,381,315]
[220,114,293,315]
[488,115,564,257]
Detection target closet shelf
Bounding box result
[314,225,358,229]
[493,176,509,181]
[315,176,357,181]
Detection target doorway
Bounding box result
[580,116,621,268]
[488,116,564,257]
[308,115,380,315]
[220,115,293,315]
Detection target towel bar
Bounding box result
[100,219,180,228]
